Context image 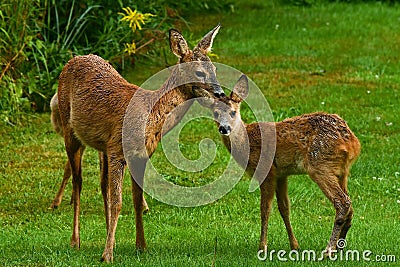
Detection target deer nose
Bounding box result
[218,125,231,135]
[214,92,225,98]
[213,84,225,98]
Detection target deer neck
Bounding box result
[144,67,196,156]
[220,120,250,168]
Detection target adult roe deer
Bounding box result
[211,75,361,256]
[57,24,224,262]
[50,94,149,211]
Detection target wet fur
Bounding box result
[57,25,222,262]
[214,76,361,255]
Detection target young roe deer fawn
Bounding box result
[212,75,361,256]
[57,24,223,262]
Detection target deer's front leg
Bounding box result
[275,176,299,250]
[130,158,147,251]
[258,176,276,253]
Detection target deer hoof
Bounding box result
[70,236,80,249]
[290,239,300,250]
[48,203,59,210]
[324,247,335,258]
[258,244,267,253]
[142,206,149,215]
[101,252,113,263]
[136,242,146,252]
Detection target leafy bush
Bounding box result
[0,0,44,124]
[0,0,232,124]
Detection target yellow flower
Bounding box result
[124,41,136,55]
[207,52,219,60]
[119,7,155,32]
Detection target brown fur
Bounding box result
[213,75,361,256]
[57,25,222,262]
[49,93,150,213]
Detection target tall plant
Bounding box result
[1,0,233,124]
[0,0,45,124]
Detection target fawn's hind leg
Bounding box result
[276,176,299,250]
[309,171,352,256]
[337,170,353,241]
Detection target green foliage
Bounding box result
[0,0,233,124]
[0,0,41,124]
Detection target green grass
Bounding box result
[1,0,400,265]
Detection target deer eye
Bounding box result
[229,111,236,118]
[195,71,206,79]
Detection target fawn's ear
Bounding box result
[231,74,249,103]
[195,23,221,54]
[169,29,189,58]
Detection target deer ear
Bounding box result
[169,29,189,58]
[231,74,249,103]
[195,23,221,54]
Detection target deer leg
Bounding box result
[327,194,352,255]
[70,147,85,205]
[101,157,125,263]
[338,171,353,242]
[142,194,149,214]
[338,205,353,242]
[276,176,299,250]
[258,175,276,253]
[130,158,147,251]
[49,159,72,209]
[65,134,85,249]
[99,152,110,233]
[309,172,352,256]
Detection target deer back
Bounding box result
[274,112,361,176]
[58,54,139,153]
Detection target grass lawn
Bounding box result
[1,0,399,266]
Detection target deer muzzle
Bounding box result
[218,125,231,135]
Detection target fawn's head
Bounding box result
[212,75,249,136]
[169,24,225,98]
